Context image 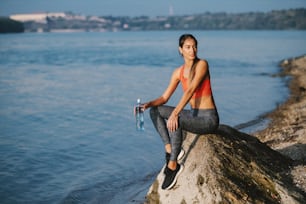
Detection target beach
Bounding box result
[255,55,306,193]
[1,31,306,203]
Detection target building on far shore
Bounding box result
[8,12,88,33]
[10,13,66,23]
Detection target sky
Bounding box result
[1,0,306,17]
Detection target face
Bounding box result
[179,38,197,60]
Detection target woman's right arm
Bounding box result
[143,68,180,110]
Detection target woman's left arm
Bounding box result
[167,60,208,132]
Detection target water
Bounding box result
[0,31,305,203]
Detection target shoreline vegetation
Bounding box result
[1,8,305,33]
[0,17,24,33]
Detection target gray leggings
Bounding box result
[150,105,219,161]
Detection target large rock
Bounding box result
[145,125,305,204]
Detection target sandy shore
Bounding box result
[255,55,306,193]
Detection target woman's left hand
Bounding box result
[167,113,179,132]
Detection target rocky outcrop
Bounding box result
[145,125,306,204]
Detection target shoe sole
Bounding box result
[177,149,185,161]
[165,164,184,190]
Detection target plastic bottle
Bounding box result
[135,98,144,131]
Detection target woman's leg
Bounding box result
[150,106,219,163]
[149,105,174,147]
[150,106,219,190]
[150,105,188,163]
[180,109,219,134]
[168,108,219,161]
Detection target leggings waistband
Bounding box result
[190,108,218,117]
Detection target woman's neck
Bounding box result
[184,58,198,69]
[184,60,194,69]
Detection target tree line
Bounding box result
[1,8,305,33]
[0,17,24,33]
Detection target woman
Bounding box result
[142,34,219,190]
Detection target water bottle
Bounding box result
[135,98,144,131]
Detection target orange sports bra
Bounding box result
[179,65,212,98]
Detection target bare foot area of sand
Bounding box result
[255,55,306,193]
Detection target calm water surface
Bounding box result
[0,31,306,203]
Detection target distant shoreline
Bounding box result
[255,55,306,192]
[3,8,305,33]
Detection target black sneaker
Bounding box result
[163,149,185,174]
[162,164,184,190]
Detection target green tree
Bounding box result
[0,17,24,33]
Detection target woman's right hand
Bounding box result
[134,103,147,116]
[142,103,149,111]
[167,112,179,132]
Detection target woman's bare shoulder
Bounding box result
[197,59,209,67]
[196,59,209,72]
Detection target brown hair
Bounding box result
[179,34,199,84]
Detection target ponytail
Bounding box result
[188,57,199,85]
